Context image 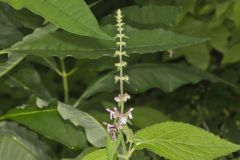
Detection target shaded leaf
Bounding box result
[0,53,25,77]
[0,5,22,48]
[133,122,240,160]
[176,44,210,69]
[0,0,110,39]
[222,45,240,64]
[0,122,51,160]
[6,64,51,99]
[57,102,107,147]
[133,107,169,128]
[77,64,235,104]
[234,0,240,27]
[1,25,208,59]
[102,5,180,28]
[0,105,87,149]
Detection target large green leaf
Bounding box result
[1,25,207,59]
[133,122,240,160]
[6,64,51,99]
[0,4,22,48]
[0,0,110,39]
[76,64,235,106]
[0,122,51,160]
[0,105,87,149]
[101,5,180,28]
[176,44,210,70]
[82,149,108,160]
[234,0,240,28]
[222,44,240,64]
[0,53,25,77]
[57,102,107,147]
[133,107,169,128]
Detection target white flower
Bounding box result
[114,93,130,103]
[106,107,134,125]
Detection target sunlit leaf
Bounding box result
[134,122,240,160]
[0,0,111,39]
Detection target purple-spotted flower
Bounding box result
[103,122,123,141]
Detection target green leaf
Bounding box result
[0,5,22,48]
[222,44,240,64]
[102,5,180,28]
[133,107,169,128]
[57,102,107,147]
[1,25,207,59]
[0,105,87,149]
[82,149,108,160]
[215,1,233,18]
[106,134,121,160]
[77,64,235,104]
[123,126,134,143]
[6,64,51,99]
[234,0,240,27]
[0,122,51,160]
[0,0,110,39]
[0,53,25,77]
[133,122,240,160]
[176,44,210,69]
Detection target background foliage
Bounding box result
[0,0,240,159]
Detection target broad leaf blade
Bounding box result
[0,0,110,39]
[0,106,87,149]
[1,25,207,59]
[106,134,121,160]
[79,64,235,101]
[82,149,108,160]
[102,5,180,28]
[6,65,51,99]
[0,53,25,77]
[57,102,107,147]
[134,122,240,160]
[0,122,51,160]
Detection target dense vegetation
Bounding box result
[0,0,240,159]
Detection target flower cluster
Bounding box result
[104,9,133,141]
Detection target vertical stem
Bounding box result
[60,58,69,103]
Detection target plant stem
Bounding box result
[60,58,69,103]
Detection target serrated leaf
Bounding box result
[57,102,107,147]
[1,25,207,59]
[0,105,87,149]
[76,64,235,105]
[123,126,134,143]
[133,122,240,160]
[0,122,51,160]
[0,0,110,39]
[82,149,108,160]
